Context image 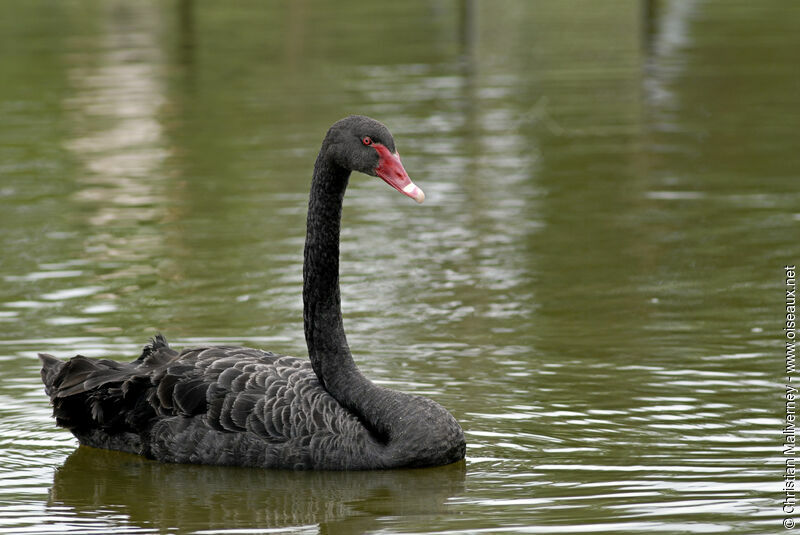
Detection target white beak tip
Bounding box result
[402,183,425,204]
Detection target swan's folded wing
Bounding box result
[42,341,375,466]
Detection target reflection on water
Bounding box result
[65,1,168,234]
[50,447,465,534]
[0,1,797,534]
[62,2,169,339]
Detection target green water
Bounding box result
[0,1,796,533]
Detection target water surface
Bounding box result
[0,1,796,533]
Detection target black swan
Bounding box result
[39,116,466,470]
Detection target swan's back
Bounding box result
[40,336,386,469]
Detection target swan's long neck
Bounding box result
[302,144,465,465]
[303,152,372,404]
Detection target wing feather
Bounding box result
[41,336,382,468]
[173,378,209,415]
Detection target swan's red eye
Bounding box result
[362,136,372,146]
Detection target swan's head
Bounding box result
[324,115,425,203]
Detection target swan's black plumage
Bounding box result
[39,116,466,470]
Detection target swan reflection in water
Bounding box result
[49,446,466,533]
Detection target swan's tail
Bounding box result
[38,336,175,438]
[39,353,65,398]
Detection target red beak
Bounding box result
[372,144,425,203]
